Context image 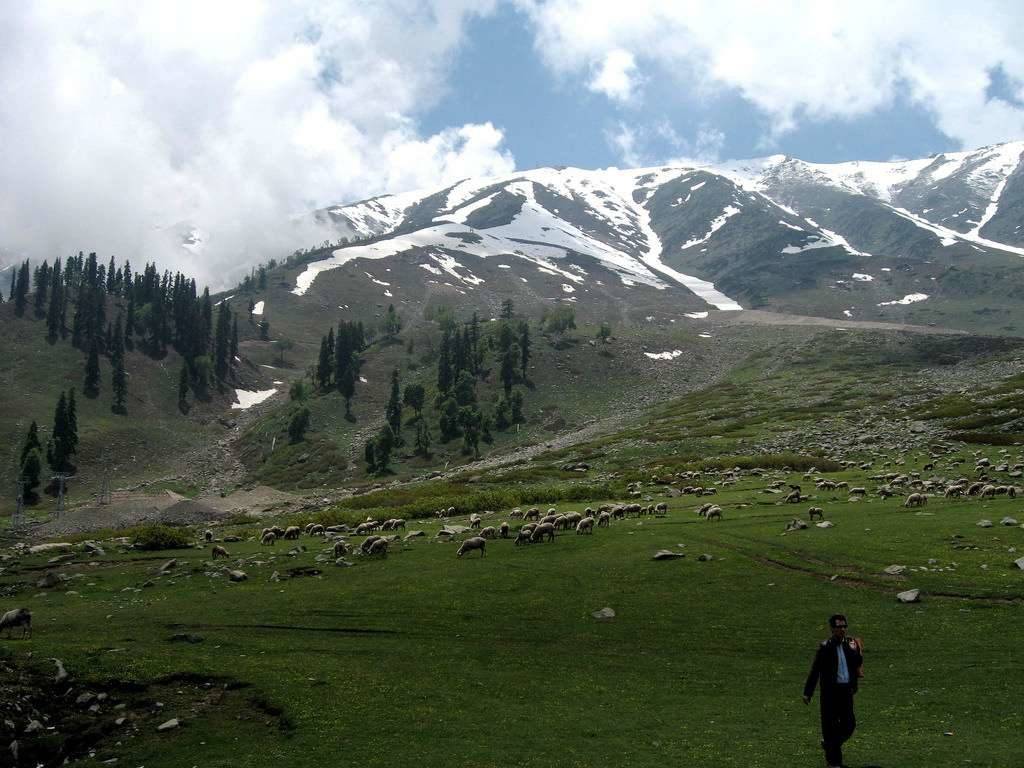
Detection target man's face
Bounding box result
[831,618,848,641]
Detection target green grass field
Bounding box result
[4,471,1023,768]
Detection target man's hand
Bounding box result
[802,695,811,705]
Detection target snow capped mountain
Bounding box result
[291,142,1024,331]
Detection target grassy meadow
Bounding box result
[3,469,1023,768]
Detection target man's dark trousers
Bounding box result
[820,683,855,766]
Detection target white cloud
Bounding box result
[519,0,1024,147]
[589,49,640,102]
[0,0,511,288]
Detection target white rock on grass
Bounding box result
[652,550,686,560]
[592,607,616,621]
[896,589,921,603]
[157,718,180,732]
[227,570,247,582]
[1014,557,1024,570]
[816,521,835,528]
[883,565,906,575]
[1000,517,1019,526]
[977,520,993,528]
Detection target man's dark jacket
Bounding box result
[804,638,863,699]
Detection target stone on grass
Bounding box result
[404,531,425,540]
[1000,517,1019,526]
[227,570,247,582]
[652,550,686,561]
[896,589,921,603]
[977,520,993,528]
[28,543,72,555]
[592,607,616,621]
[335,559,353,567]
[37,572,62,589]
[1013,557,1024,570]
[157,718,179,732]
[883,565,906,576]
[816,521,835,528]
[158,559,177,574]
[53,658,68,683]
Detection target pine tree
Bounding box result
[46,260,62,342]
[316,335,333,391]
[403,384,425,421]
[13,260,30,317]
[19,421,41,469]
[385,368,402,445]
[178,363,190,410]
[494,397,511,431]
[373,424,395,472]
[46,390,75,473]
[511,389,524,424]
[125,290,135,347]
[459,406,482,458]
[84,340,101,397]
[501,299,514,320]
[7,267,14,301]
[437,326,453,394]
[288,407,310,443]
[111,315,127,414]
[67,388,78,454]
[384,304,401,339]
[214,301,231,382]
[414,419,432,458]
[519,321,531,381]
[106,256,116,294]
[20,448,42,504]
[500,341,518,395]
[33,261,49,317]
[364,440,376,473]
[230,317,239,365]
[438,396,460,442]
[339,363,356,420]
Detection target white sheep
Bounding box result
[499,522,511,539]
[807,507,824,521]
[367,538,389,557]
[530,522,556,543]
[457,536,487,558]
[576,517,594,535]
[904,493,927,508]
[479,526,497,539]
[260,531,277,546]
[211,545,229,559]
[284,526,301,540]
[204,529,214,543]
[0,608,31,639]
[705,506,722,521]
[597,511,611,527]
[470,513,482,529]
[333,540,350,558]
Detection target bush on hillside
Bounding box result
[133,524,192,551]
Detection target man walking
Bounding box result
[803,614,863,768]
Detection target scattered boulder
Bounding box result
[335,559,354,567]
[977,520,993,528]
[883,565,907,576]
[158,559,177,574]
[698,553,714,562]
[896,589,921,603]
[404,531,426,540]
[157,718,180,732]
[1014,557,1024,570]
[1000,517,1019,526]
[652,550,686,561]
[816,521,835,528]
[52,658,68,683]
[591,607,616,621]
[227,570,247,582]
[36,572,62,589]
[28,543,72,555]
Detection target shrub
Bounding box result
[133,524,192,551]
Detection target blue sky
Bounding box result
[422,3,960,170]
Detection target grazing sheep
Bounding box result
[697,502,715,517]
[367,538,389,557]
[284,526,301,540]
[553,515,570,531]
[211,545,229,559]
[509,510,524,519]
[499,522,510,539]
[904,493,927,508]
[514,529,532,546]
[448,506,456,516]
[547,507,557,515]
[980,485,997,499]
[457,537,487,558]
[524,508,541,522]
[479,526,497,539]
[611,506,626,520]
[304,523,316,535]
[392,519,406,530]
[705,506,722,521]
[355,522,377,535]
[848,487,867,497]
[333,540,350,558]
[808,507,824,521]
[597,511,611,527]
[944,485,964,498]
[967,482,986,496]
[309,524,326,536]
[835,481,849,490]
[655,502,668,514]
[564,512,582,528]
[576,517,594,535]
[1009,486,1018,499]
[470,514,482,530]
[261,531,277,546]
[0,608,32,639]
[530,522,556,543]
[539,514,559,526]
[204,529,214,543]
[783,490,801,504]
[360,536,383,554]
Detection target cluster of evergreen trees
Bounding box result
[314,319,367,418]
[17,389,79,504]
[7,251,242,415]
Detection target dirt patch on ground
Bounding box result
[0,657,287,767]
[197,484,300,518]
[29,497,233,538]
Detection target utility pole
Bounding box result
[12,477,24,530]
[53,473,68,517]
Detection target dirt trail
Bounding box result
[718,309,968,335]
